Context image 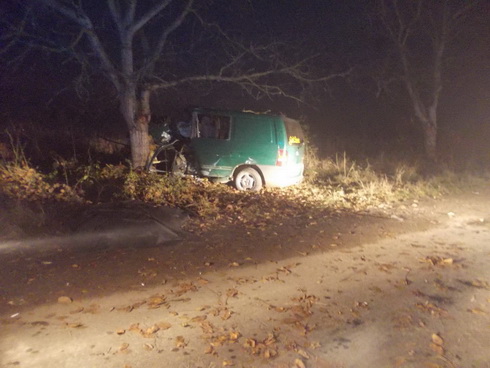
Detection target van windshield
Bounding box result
[283,117,305,146]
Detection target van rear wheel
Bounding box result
[234,167,263,191]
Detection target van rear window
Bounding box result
[197,114,231,139]
[283,117,305,145]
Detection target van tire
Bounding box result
[234,167,263,191]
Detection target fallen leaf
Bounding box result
[430,343,444,355]
[468,308,487,315]
[222,360,234,366]
[229,331,241,341]
[263,333,276,346]
[416,302,447,316]
[294,358,306,368]
[191,315,207,323]
[421,256,456,267]
[116,329,126,335]
[308,341,321,349]
[204,345,215,354]
[142,325,160,337]
[378,263,396,273]
[200,320,215,335]
[296,348,310,359]
[175,336,187,348]
[173,282,198,296]
[128,323,141,332]
[458,279,490,289]
[263,348,277,359]
[221,308,232,320]
[65,322,84,328]
[431,333,444,346]
[147,295,167,309]
[57,296,73,304]
[156,321,172,330]
[226,288,238,298]
[271,305,288,312]
[244,338,256,348]
[277,266,292,274]
[197,277,209,285]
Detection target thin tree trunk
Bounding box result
[422,119,437,161]
[412,100,438,161]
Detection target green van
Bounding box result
[148,108,305,191]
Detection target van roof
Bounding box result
[191,107,293,120]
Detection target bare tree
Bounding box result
[1,0,347,168]
[375,0,476,161]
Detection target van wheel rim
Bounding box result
[240,174,255,190]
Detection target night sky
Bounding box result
[0,0,489,159]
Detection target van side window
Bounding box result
[197,114,231,139]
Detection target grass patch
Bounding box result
[1,153,484,210]
[1,128,488,237]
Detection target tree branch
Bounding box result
[148,62,351,102]
[139,0,194,77]
[37,0,121,91]
[107,0,123,33]
[131,0,174,34]
[37,0,85,26]
[125,0,137,26]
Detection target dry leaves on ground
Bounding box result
[126,322,170,338]
[243,333,278,359]
[172,282,199,296]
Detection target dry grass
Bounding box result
[1,128,488,235]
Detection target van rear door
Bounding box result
[283,116,305,167]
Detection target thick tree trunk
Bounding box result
[132,89,151,168]
[129,124,150,169]
[120,86,151,169]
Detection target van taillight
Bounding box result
[276,148,288,166]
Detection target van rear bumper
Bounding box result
[258,164,304,188]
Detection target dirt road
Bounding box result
[1,186,489,368]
